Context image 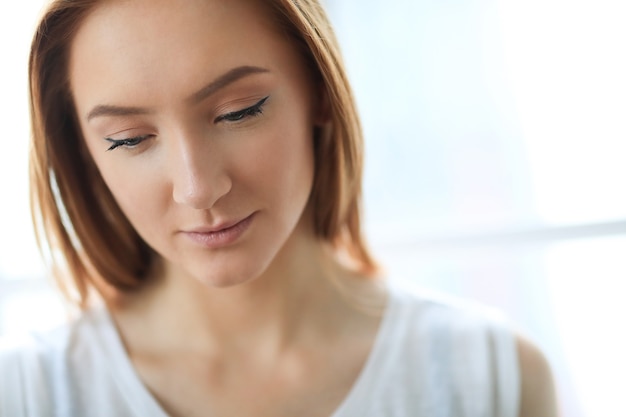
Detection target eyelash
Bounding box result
[105,135,150,151]
[104,96,270,151]
[213,96,269,123]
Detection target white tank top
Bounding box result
[0,284,519,416]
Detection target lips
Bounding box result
[181,212,256,248]
[187,215,250,234]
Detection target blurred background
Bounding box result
[1,1,625,416]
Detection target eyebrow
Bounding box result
[86,105,151,122]
[187,65,269,104]
[86,65,270,122]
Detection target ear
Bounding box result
[313,82,331,125]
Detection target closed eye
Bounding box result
[105,135,151,151]
[214,96,269,123]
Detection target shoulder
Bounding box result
[0,328,62,414]
[388,282,558,417]
[385,282,523,414]
[388,282,514,337]
[0,324,70,382]
[387,281,520,366]
[0,307,110,415]
[516,334,559,417]
[0,336,24,414]
[0,310,89,365]
[389,283,521,373]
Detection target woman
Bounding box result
[0,0,557,416]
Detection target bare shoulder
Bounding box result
[516,334,559,417]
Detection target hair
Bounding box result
[29,0,379,308]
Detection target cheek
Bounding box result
[88,152,169,237]
[239,117,315,204]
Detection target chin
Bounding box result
[187,260,269,290]
[196,274,257,289]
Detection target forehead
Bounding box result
[68,0,301,109]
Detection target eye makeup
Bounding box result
[102,95,271,151]
[104,135,152,151]
[214,96,269,123]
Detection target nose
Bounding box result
[170,133,232,209]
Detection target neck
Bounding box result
[110,228,357,358]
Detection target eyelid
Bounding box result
[214,96,269,123]
[104,134,152,151]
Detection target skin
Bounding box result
[73,0,318,290]
[518,336,560,417]
[70,0,385,416]
[68,0,558,415]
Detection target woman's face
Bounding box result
[69,0,321,287]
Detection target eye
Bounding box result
[214,96,269,123]
[104,135,152,151]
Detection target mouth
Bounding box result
[182,212,256,248]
